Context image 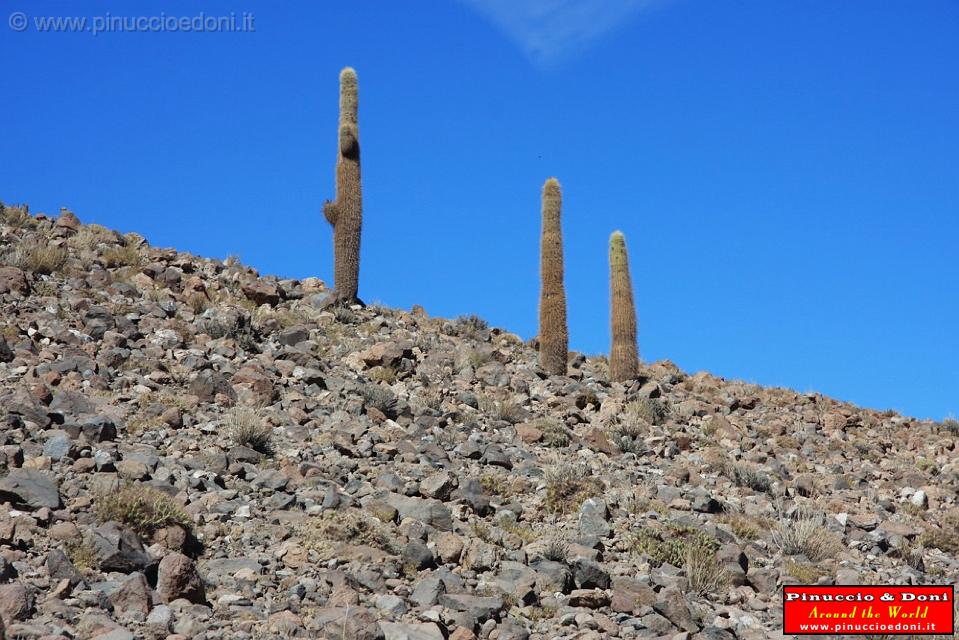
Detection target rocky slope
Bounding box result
[0,203,956,640]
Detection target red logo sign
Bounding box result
[783,585,955,635]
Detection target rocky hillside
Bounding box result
[0,204,956,640]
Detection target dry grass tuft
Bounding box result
[224,407,273,455]
[771,503,842,561]
[543,463,603,514]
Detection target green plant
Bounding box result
[323,67,363,304]
[480,473,511,497]
[65,540,98,571]
[531,417,572,447]
[224,406,273,455]
[628,521,719,567]
[783,558,826,583]
[543,463,603,514]
[538,177,568,376]
[95,484,191,538]
[608,231,639,381]
[497,515,537,543]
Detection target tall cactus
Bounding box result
[323,67,363,304]
[538,177,568,375]
[609,230,639,381]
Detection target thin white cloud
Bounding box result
[462,0,665,64]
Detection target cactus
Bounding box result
[538,177,568,375]
[323,67,363,304]
[609,230,639,381]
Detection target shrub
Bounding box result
[95,484,191,538]
[361,384,398,415]
[479,395,524,424]
[783,558,826,583]
[624,397,670,426]
[628,521,720,567]
[65,540,98,571]
[224,407,273,455]
[528,417,571,447]
[452,314,489,339]
[543,463,603,514]
[14,241,68,275]
[102,244,141,268]
[919,510,959,553]
[685,543,730,597]
[0,203,34,228]
[771,504,842,561]
[539,534,569,562]
[297,509,397,560]
[940,417,959,435]
[717,512,769,542]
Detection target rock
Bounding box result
[438,593,504,622]
[379,622,445,640]
[420,472,456,501]
[45,549,83,587]
[109,572,152,621]
[386,494,452,531]
[157,552,206,604]
[410,575,446,607]
[568,589,610,608]
[242,281,282,306]
[515,423,543,443]
[0,582,33,624]
[654,588,699,633]
[578,498,611,540]
[434,531,464,563]
[189,370,236,403]
[0,469,61,509]
[311,606,381,640]
[573,559,610,589]
[610,578,655,614]
[0,337,12,363]
[403,541,435,570]
[0,267,29,296]
[146,605,172,633]
[90,523,151,573]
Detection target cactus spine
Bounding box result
[538,178,569,375]
[609,231,639,381]
[323,67,362,304]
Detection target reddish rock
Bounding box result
[157,553,205,604]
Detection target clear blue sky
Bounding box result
[2,1,957,420]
